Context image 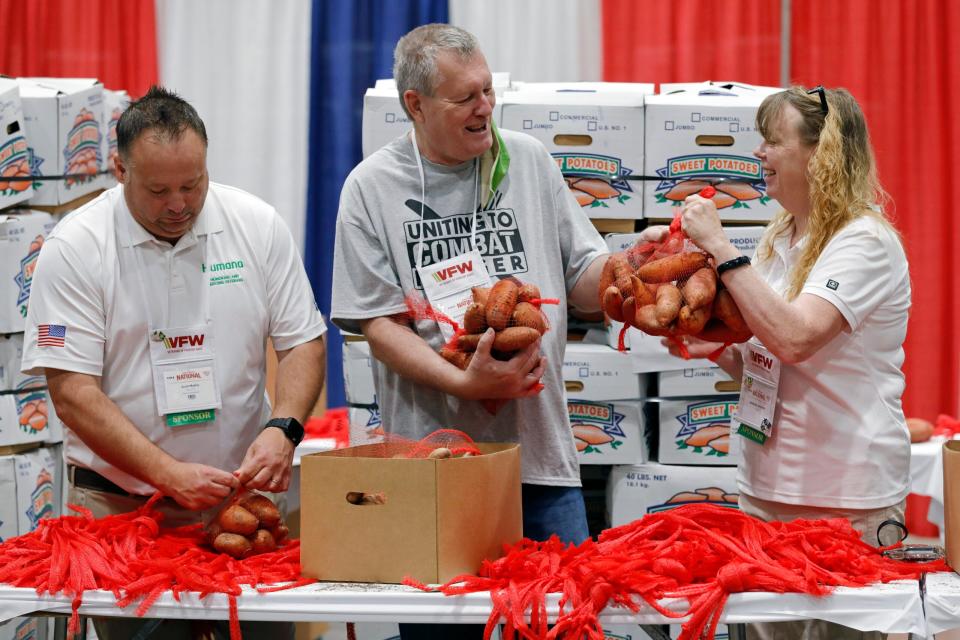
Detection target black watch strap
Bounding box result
[265,417,305,446]
[716,255,751,276]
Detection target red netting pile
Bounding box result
[355,428,482,460]
[601,186,752,359]
[405,503,948,640]
[304,407,350,447]
[0,494,312,639]
[934,413,960,438]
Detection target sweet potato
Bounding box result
[492,326,540,352]
[472,287,490,305]
[634,303,669,336]
[638,252,709,284]
[271,522,290,543]
[681,267,717,310]
[655,284,682,326]
[213,532,252,558]
[599,255,617,297]
[511,302,547,333]
[630,275,657,306]
[205,521,223,545]
[517,283,541,303]
[676,304,711,336]
[217,505,259,535]
[428,447,452,459]
[572,424,614,445]
[609,253,634,296]
[602,286,625,322]
[455,334,482,352]
[463,302,487,334]
[441,346,472,369]
[251,529,278,554]
[485,279,519,330]
[684,424,730,447]
[620,296,636,327]
[712,289,749,335]
[696,320,752,344]
[240,494,281,528]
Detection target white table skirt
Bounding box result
[918,571,960,636]
[0,579,925,634]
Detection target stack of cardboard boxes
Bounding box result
[0,76,128,640]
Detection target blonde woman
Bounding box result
[675,86,910,639]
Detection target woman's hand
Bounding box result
[680,194,730,257]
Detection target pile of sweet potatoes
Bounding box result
[206,493,289,559]
[600,246,751,344]
[440,277,549,369]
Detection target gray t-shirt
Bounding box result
[332,129,607,486]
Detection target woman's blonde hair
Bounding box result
[754,86,895,299]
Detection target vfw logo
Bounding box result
[432,259,474,283]
[152,330,205,352]
[554,153,634,209]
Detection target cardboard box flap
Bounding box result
[18,77,102,94]
[648,82,781,107]
[502,90,647,107]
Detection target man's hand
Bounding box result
[662,335,724,360]
[157,461,239,510]
[454,329,546,401]
[233,427,295,492]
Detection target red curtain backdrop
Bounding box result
[604,0,960,420]
[602,0,781,87]
[790,0,960,421]
[0,0,158,97]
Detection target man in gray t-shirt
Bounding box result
[332,25,657,565]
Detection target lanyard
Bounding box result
[410,130,480,270]
[129,217,213,328]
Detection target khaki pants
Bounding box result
[738,493,905,640]
[68,484,294,640]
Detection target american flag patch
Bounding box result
[38,324,66,347]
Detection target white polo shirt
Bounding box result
[738,215,912,509]
[22,184,326,495]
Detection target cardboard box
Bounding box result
[0,210,58,333]
[301,442,521,584]
[0,454,17,541]
[348,403,383,446]
[17,78,106,205]
[603,624,729,640]
[659,367,739,397]
[656,396,740,466]
[563,342,644,401]
[0,616,47,640]
[0,78,34,208]
[0,446,58,541]
[362,74,510,159]
[569,399,647,465]
[644,82,781,222]
[607,461,739,527]
[102,89,130,184]
[343,339,376,406]
[500,84,653,219]
[0,333,60,446]
[943,440,960,570]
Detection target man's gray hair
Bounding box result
[393,23,480,117]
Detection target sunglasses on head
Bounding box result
[807,85,829,115]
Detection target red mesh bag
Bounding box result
[204,489,289,559]
[600,186,752,358]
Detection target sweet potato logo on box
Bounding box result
[15,377,48,436]
[14,235,43,317]
[27,467,55,530]
[568,400,626,454]
[107,107,122,173]
[647,486,740,514]
[0,135,31,195]
[673,399,737,458]
[654,153,769,210]
[553,153,635,209]
[63,108,102,188]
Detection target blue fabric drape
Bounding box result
[305,0,448,409]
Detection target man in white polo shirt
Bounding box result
[21,86,324,639]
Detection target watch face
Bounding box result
[269,418,304,445]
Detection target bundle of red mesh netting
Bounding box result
[406,503,947,640]
[601,186,752,356]
[0,494,311,639]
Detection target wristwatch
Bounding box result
[264,417,305,446]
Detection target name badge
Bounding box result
[417,249,491,342]
[734,341,781,445]
[161,365,217,413]
[148,321,222,422]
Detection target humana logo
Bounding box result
[432,260,473,283]
[165,334,204,349]
[202,259,244,273]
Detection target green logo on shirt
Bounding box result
[202,258,245,286]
